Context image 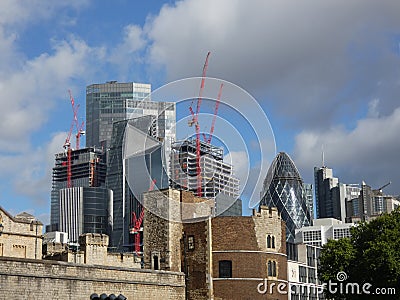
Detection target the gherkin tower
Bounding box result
[260,152,311,242]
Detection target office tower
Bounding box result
[59,186,113,243]
[86,81,152,148]
[50,147,109,231]
[354,181,398,222]
[170,138,241,216]
[260,152,311,242]
[303,183,314,221]
[107,116,171,250]
[314,166,340,219]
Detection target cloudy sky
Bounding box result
[1,0,400,223]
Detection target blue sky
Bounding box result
[1,0,400,223]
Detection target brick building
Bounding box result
[143,189,289,300]
[0,206,43,259]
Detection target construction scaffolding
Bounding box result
[170,138,240,201]
[50,147,107,230]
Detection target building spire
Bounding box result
[322,144,325,167]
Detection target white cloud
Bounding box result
[0,1,103,211]
[293,108,400,194]
[108,24,147,79]
[0,132,65,207]
[224,150,249,190]
[136,0,400,129]
[0,0,90,27]
[0,36,104,152]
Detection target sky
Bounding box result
[1,0,400,223]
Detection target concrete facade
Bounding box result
[0,206,43,259]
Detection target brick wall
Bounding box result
[0,256,185,299]
[183,220,209,300]
[211,207,288,300]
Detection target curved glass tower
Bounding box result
[260,152,311,242]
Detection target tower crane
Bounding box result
[188,52,211,197]
[63,119,74,188]
[203,83,223,144]
[68,90,85,150]
[130,179,156,255]
[377,181,391,193]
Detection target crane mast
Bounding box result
[130,179,156,255]
[189,52,211,197]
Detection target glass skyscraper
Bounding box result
[106,116,170,250]
[86,81,153,149]
[260,152,311,242]
[85,81,176,251]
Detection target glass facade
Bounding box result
[106,116,170,250]
[86,82,152,148]
[260,152,311,242]
[59,187,113,243]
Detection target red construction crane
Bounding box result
[68,90,85,150]
[63,120,74,188]
[202,83,223,144]
[130,179,156,255]
[75,120,85,150]
[189,52,211,197]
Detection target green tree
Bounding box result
[318,208,400,299]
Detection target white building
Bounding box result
[295,218,355,246]
[288,244,325,300]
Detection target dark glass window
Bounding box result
[267,260,277,277]
[219,260,232,278]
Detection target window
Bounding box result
[299,266,307,283]
[267,235,276,249]
[187,235,195,250]
[219,260,232,278]
[153,255,159,270]
[267,260,277,277]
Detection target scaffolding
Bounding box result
[170,139,239,200]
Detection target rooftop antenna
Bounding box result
[321,144,325,167]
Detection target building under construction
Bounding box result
[49,147,110,239]
[170,138,241,216]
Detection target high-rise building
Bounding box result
[59,186,113,243]
[314,166,339,219]
[169,138,241,216]
[107,116,171,250]
[346,181,399,222]
[303,183,314,221]
[260,152,311,242]
[50,147,107,229]
[85,81,176,250]
[86,81,152,149]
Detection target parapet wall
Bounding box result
[0,256,185,299]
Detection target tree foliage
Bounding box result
[318,208,400,299]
